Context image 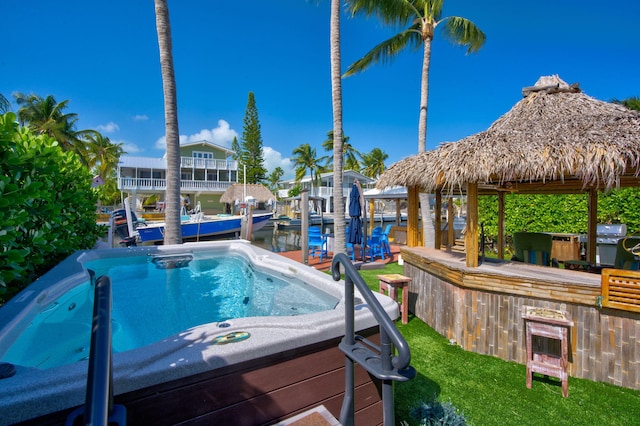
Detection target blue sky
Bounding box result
[2,1,639,180]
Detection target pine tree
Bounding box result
[237,92,267,184]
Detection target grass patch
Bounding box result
[353,263,640,425]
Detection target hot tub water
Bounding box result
[1,254,339,369]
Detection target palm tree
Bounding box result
[361,147,388,178]
[322,130,361,171]
[0,93,9,113]
[330,0,347,257]
[154,0,182,244]
[291,143,327,196]
[13,92,90,162]
[344,0,485,246]
[267,166,285,192]
[84,132,126,180]
[612,96,640,112]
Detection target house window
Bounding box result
[192,151,213,159]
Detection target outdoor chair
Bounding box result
[308,226,328,262]
[381,224,393,257]
[512,232,557,267]
[364,226,385,261]
[614,237,640,270]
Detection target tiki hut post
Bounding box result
[407,186,421,247]
[464,182,479,267]
[369,198,375,234]
[497,192,505,259]
[434,191,442,249]
[587,188,598,264]
[447,198,454,250]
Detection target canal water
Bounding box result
[249,225,334,253]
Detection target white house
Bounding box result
[278,170,376,214]
[117,140,238,214]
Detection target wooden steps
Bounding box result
[272,405,341,425]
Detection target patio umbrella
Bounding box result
[348,183,363,247]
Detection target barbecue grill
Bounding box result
[596,224,627,266]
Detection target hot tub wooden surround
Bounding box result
[14,330,384,426]
[401,247,640,391]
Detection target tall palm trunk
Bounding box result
[154,0,182,244]
[419,37,435,248]
[330,0,346,255]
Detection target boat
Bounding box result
[276,213,327,229]
[113,209,273,244]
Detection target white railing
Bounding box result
[180,157,238,170]
[118,178,234,192]
[316,187,333,197]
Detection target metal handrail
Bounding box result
[332,253,415,426]
[84,275,114,425]
[66,275,126,426]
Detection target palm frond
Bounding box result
[443,17,486,54]
[346,0,418,27]
[343,29,420,77]
[425,0,445,21]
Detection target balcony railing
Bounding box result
[180,157,238,170]
[316,187,333,197]
[118,178,234,192]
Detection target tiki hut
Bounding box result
[377,75,640,266]
[220,183,275,210]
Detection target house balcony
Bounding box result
[180,157,238,170]
[118,178,234,193]
[316,187,333,198]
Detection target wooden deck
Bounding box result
[277,244,402,272]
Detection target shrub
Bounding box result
[0,113,105,303]
[408,397,467,426]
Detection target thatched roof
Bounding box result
[377,75,640,194]
[220,183,275,204]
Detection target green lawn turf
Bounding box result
[355,263,640,425]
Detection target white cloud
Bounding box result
[96,121,119,133]
[112,140,142,154]
[133,114,149,121]
[154,119,239,150]
[263,146,294,180]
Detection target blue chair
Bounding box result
[381,224,393,257]
[364,227,385,261]
[308,227,328,261]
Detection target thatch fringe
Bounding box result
[220,184,275,204]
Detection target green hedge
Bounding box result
[0,113,105,303]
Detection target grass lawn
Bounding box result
[355,264,640,425]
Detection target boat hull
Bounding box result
[136,213,272,243]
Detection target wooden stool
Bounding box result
[522,306,573,397]
[377,274,412,324]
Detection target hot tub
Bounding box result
[0,240,398,424]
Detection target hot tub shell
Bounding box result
[0,241,398,425]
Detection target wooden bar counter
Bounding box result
[399,246,640,391]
